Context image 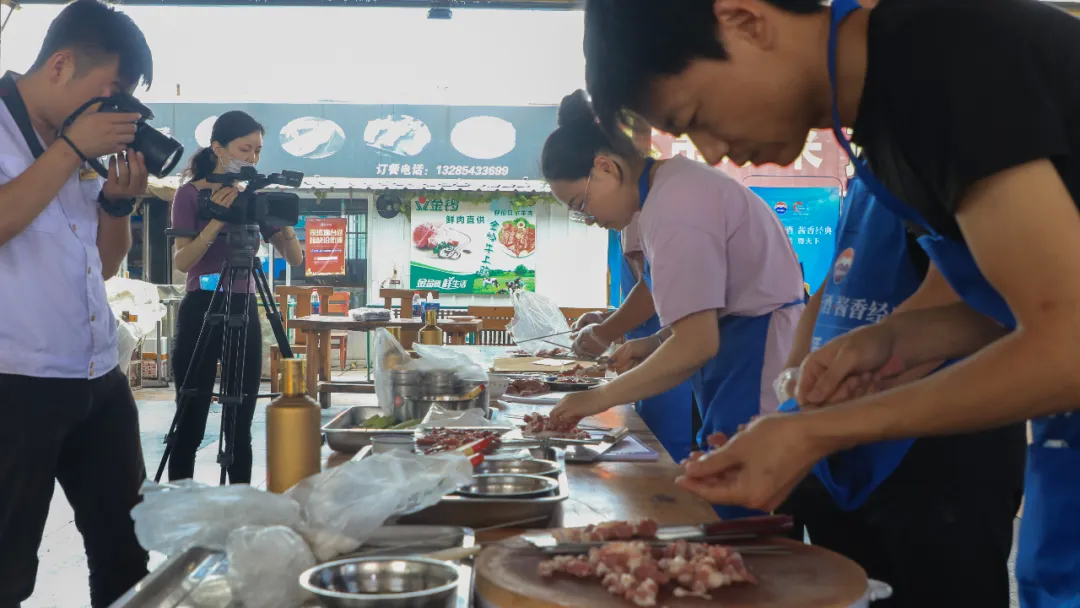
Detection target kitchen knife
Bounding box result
[563,426,630,464]
[521,515,794,549]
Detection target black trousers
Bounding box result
[780,423,1027,608]
[169,290,263,484]
[0,367,149,608]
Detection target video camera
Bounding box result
[63,93,185,179]
[197,166,304,228]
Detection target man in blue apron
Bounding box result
[776,177,1025,606]
[575,0,1080,605]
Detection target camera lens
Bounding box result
[134,123,184,178]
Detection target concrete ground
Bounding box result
[25,378,1023,608]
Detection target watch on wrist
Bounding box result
[98,190,136,218]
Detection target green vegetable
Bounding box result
[392,419,422,429]
[360,415,396,429]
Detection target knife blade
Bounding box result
[540,540,791,556]
[521,515,794,549]
[564,426,630,464]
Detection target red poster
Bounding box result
[305,218,347,276]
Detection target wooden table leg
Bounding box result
[319,330,332,385]
[303,329,320,398]
[448,331,465,346]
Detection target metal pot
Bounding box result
[300,556,459,608]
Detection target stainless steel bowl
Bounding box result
[455,474,559,499]
[473,458,560,478]
[399,395,488,423]
[300,557,459,608]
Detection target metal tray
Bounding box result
[386,447,569,529]
[111,526,476,608]
[323,406,418,453]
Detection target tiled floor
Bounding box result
[26,382,1022,608]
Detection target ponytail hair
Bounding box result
[181,110,266,183]
[540,89,640,183]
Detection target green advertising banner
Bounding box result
[410,196,537,294]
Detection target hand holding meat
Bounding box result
[573,310,609,331]
[551,390,611,424]
[610,336,660,374]
[676,414,826,512]
[796,322,903,407]
[572,324,612,358]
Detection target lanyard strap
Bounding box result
[826,1,934,231]
[0,72,47,159]
[638,157,656,209]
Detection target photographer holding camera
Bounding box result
[169,110,303,484]
[0,1,155,606]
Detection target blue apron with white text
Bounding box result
[639,159,804,519]
[615,231,694,464]
[829,1,1080,604]
[778,179,921,511]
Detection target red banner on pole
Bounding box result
[305,218,347,276]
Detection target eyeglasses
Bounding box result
[569,172,596,223]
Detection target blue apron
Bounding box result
[638,158,804,519]
[778,178,921,511]
[829,1,1080,604]
[613,230,694,464]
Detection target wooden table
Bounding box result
[290,316,483,403]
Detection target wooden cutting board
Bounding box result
[492,357,601,374]
[475,538,868,608]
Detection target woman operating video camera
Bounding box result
[169,111,304,484]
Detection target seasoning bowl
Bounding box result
[455,474,559,499]
[300,556,459,608]
[473,458,560,478]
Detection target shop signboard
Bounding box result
[409,197,537,294]
[750,186,842,294]
[145,102,557,181]
[305,217,347,276]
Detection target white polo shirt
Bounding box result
[0,100,118,379]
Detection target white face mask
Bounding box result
[220,151,256,173]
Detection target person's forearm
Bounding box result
[272,227,304,266]
[784,287,824,369]
[174,220,225,273]
[885,303,1007,369]
[97,211,132,279]
[806,323,1077,450]
[591,314,717,408]
[596,280,656,341]
[0,142,82,247]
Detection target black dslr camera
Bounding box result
[197,166,303,228]
[63,93,185,179]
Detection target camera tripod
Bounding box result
[156,225,293,485]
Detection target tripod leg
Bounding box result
[154,265,230,483]
[253,262,292,358]
[216,265,246,486]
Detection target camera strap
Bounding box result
[0,72,47,160]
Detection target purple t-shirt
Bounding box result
[639,156,805,414]
[170,183,279,293]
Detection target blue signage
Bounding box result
[751,186,842,295]
[145,102,558,181]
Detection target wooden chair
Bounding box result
[380,288,439,349]
[270,286,348,392]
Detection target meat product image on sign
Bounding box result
[507,378,551,397]
[521,413,590,440]
[538,540,756,607]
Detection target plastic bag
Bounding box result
[373,328,413,415]
[226,525,316,608]
[507,291,572,355]
[287,451,472,561]
[412,344,489,383]
[419,405,512,430]
[106,278,169,379]
[131,481,302,556]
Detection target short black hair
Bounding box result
[583,0,824,127]
[31,0,153,89]
[541,89,641,183]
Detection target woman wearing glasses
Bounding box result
[543,91,805,517]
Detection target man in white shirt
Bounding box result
[0,1,154,605]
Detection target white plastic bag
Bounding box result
[288,451,472,561]
[226,526,316,608]
[507,291,571,355]
[106,278,169,378]
[131,481,302,556]
[373,328,413,415]
[418,405,512,430]
[412,344,489,383]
